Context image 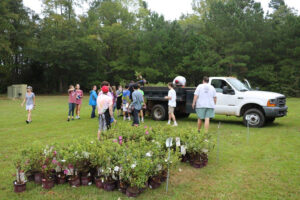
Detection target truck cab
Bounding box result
[209,77,288,127]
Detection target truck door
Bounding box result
[211,79,237,115]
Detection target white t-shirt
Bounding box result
[168,89,176,107]
[97,94,113,114]
[173,76,186,87]
[194,83,216,108]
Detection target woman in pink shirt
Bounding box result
[68,85,76,121]
[75,84,83,119]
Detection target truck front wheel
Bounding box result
[152,104,167,121]
[243,108,265,127]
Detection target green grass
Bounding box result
[0,96,299,200]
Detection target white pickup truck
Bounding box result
[143,77,288,127]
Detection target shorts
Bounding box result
[196,108,215,119]
[26,104,34,111]
[168,106,175,114]
[122,104,128,112]
[98,114,107,131]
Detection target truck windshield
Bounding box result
[227,78,249,92]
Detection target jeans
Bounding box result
[68,103,75,116]
[132,109,140,126]
[91,105,96,118]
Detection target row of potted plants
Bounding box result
[13,125,214,197]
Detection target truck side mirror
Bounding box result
[223,86,235,95]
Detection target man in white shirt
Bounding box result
[192,77,217,133]
[165,83,178,126]
[173,76,186,88]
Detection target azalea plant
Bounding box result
[40,145,58,180]
[14,156,27,184]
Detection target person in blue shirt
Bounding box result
[89,85,98,118]
[131,84,144,126]
[122,85,131,121]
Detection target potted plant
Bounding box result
[62,144,81,187]
[13,156,27,193]
[90,140,106,189]
[41,145,57,189]
[21,142,44,184]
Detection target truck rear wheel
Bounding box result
[151,104,167,121]
[243,108,265,127]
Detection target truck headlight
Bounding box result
[267,99,276,107]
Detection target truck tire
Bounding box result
[243,108,265,127]
[151,104,167,121]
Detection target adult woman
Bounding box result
[89,85,97,118]
[21,86,35,124]
[75,84,83,119]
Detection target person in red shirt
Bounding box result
[67,85,76,121]
[75,84,83,119]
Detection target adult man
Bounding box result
[131,84,144,126]
[192,76,217,133]
[173,76,186,87]
[97,86,114,140]
[165,82,178,126]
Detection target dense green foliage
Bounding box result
[0,0,299,96]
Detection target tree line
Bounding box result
[0,0,299,96]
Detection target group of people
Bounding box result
[21,75,217,138]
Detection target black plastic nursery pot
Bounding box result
[13,181,26,193]
[34,172,43,184]
[103,180,117,191]
[160,170,168,182]
[42,178,55,189]
[25,171,34,182]
[190,153,208,168]
[118,181,128,194]
[69,176,81,187]
[56,173,66,184]
[149,176,161,189]
[94,177,104,189]
[81,176,91,186]
[126,186,140,197]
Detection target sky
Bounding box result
[23,0,300,20]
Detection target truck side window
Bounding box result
[211,79,231,93]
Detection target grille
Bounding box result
[277,97,286,107]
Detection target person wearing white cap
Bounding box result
[21,86,35,124]
[173,76,186,87]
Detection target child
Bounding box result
[116,85,123,116]
[122,85,131,121]
[89,85,97,118]
[97,86,114,140]
[75,84,83,119]
[67,85,76,121]
[165,82,178,126]
[21,86,35,124]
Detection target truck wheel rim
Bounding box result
[246,114,260,126]
[154,109,162,119]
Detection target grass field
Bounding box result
[0,96,299,200]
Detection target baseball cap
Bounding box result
[101,86,109,93]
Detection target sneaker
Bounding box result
[78,116,80,119]
[72,118,74,121]
[26,120,29,124]
[128,117,131,121]
[173,123,178,127]
[67,118,70,122]
[123,117,126,121]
